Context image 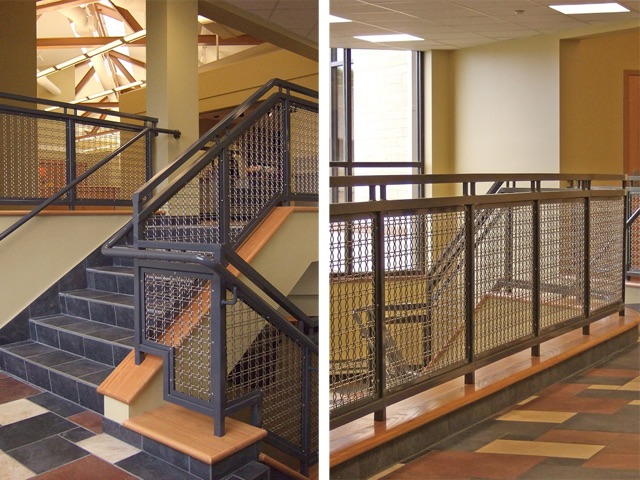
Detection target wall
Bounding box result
[120,43,318,116]
[560,28,640,175]
[452,35,560,174]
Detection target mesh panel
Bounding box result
[383,211,466,391]
[142,271,212,401]
[329,218,376,411]
[590,197,624,312]
[629,192,640,273]
[226,297,315,450]
[0,111,147,203]
[539,200,585,330]
[290,105,319,195]
[474,205,534,355]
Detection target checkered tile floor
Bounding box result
[0,373,197,479]
[376,340,640,480]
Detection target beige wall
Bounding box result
[560,28,640,175]
[120,43,318,116]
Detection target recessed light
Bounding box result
[329,15,351,23]
[550,3,630,14]
[354,34,424,43]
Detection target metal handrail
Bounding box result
[0,128,150,243]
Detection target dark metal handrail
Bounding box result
[0,128,149,243]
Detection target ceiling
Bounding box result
[330,0,640,50]
[35,0,318,109]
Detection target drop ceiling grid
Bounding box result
[330,0,640,49]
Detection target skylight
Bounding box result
[550,3,630,14]
[329,15,351,23]
[354,34,424,43]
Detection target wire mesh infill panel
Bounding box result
[225,297,311,449]
[142,271,212,402]
[382,210,467,391]
[629,192,640,272]
[289,104,319,195]
[590,197,624,312]
[474,204,534,356]
[539,200,586,331]
[329,218,376,411]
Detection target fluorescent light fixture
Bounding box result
[56,55,88,70]
[114,80,144,92]
[329,14,351,23]
[550,3,630,14]
[355,33,423,43]
[36,67,56,78]
[87,39,124,57]
[88,91,110,100]
[122,29,146,43]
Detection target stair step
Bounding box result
[0,340,112,414]
[31,315,133,366]
[87,265,134,295]
[59,289,133,327]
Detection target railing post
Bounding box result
[300,344,312,476]
[373,211,386,421]
[66,117,77,209]
[219,143,231,245]
[465,204,475,384]
[282,96,292,204]
[211,272,227,437]
[532,200,541,357]
[583,196,591,335]
[145,127,153,181]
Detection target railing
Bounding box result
[329,174,626,428]
[626,176,640,276]
[103,79,318,474]
[0,91,180,241]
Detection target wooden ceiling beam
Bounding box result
[37,34,261,49]
[110,55,137,84]
[109,51,146,69]
[36,0,91,15]
[76,65,96,96]
[108,3,143,32]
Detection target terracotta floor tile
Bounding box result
[538,383,589,396]
[68,410,103,434]
[0,377,41,405]
[382,450,543,480]
[602,433,640,455]
[584,368,639,378]
[32,455,137,480]
[518,395,630,414]
[535,429,620,446]
[583,452,640,470]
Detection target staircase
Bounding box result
[0,250,134,414]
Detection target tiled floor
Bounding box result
[0,371,197,479]
[378,341,640,480]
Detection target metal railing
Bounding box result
[103,79,318,474]
[329,174,626,428]
[626,176,640,276]
[0,91,180,242]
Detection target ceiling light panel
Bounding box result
[549,3,630,14]
[354,33,424,42]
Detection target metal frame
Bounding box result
[329,174,626,429]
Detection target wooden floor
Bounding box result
[330,309,640,468]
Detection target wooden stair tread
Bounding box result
[330,311,640,467]
[97,351,163,404]
[124,403,267,465]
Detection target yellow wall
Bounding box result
[120,43,318,116]
[560,28,640,175]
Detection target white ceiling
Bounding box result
[330,0,640,49]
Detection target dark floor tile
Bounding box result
[32,454,137,480]
[8,434,89,474]
[91,272,118,293]
[99,294,134,307]
[4,354,27,379]
[0,376,41,404]
[577,389,640,400]
[4,341,57,358]
[80,368,114,386]
[83,338,114,365]
[25,362,52,390]
[64,297,90,320]
[28,392,85,417]
[112,345,131,366]
[116,451,198,480]
[0,412,77,451]
[35,323,60,348]
[76,382,103,413]
[59,426,96,444]
[63,320,107,334]
[65,289,111,300]
[52,358,111,378]
[58,330,85,356]
[115,307,134,330]
[89,302,116,326]
[90,326,133,342]
[50,371,79,404]
[30,350,80,368]
[143,436,189,472]
[117,276,134,295]
[38,316,84,328]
